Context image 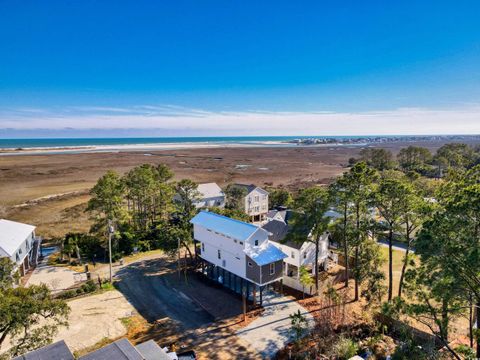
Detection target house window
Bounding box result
[270,263,275,275]
[201,243,205,252]
[291,252,295,259]
[18,248,22,254]
[234,239,237,243]
[239,241,244,245]
[255,196,259,202]
[248,261,253,267]
[218,250,221,259]
[222,260,226,268]
[262,195,267,200]
[254,240,259,246]
[303,252,307,259]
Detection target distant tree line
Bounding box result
[349,143,480,178]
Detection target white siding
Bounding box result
[244,189,269,216]
[270,233,329,270]
[194,196,226,209]
[194,224,247,278]
[8,232,34,266]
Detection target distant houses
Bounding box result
[0,219,41,277]
[191,210,287,305]
[193,182,225,209]
[182,182,269,223]
[233,184,269,222]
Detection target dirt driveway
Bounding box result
[114,257,260,359]
[114,258,213,329]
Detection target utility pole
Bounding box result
[108,220,115,283]
[177,235,181,278]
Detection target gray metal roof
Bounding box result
[13,340,74,360]
[135,340,171,360]
[79,339,143,360]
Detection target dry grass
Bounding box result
[6,194,91,238]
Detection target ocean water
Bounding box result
[0,136,371,149]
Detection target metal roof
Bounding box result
[244,242,288,266]
[0,219,36,257]
[191,211,264,241]
[197,182,224,199]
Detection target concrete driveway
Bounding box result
[236,292,314,359]
[26,257,87,292]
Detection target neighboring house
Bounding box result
[13,340,74,360]
[262,212,331,295]
[0,219,41,276]
[15,338,181,360]
[193,182,225,209]
[191,210,287,305]
[234,184,269,222]
[265,208,292,223]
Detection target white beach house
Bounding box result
[191,210,287,305]
[262,210,331,295]
[0,219,41,276]
[193,182,225,209]
[234,184,269,223]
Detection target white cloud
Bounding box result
[1,105,480,135]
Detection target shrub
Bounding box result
[76,288,84,295]
[81,280,97,293]
[59,289,77,299]
[333,336,359,360]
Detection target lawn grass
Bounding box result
[378,246,417,299]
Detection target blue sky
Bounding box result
[1,1,480,137]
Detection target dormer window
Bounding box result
[254,240,259,246]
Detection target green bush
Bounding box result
[76,288,84,295]
[59,289,76,299]
[333,336,359,360]
[81,280,97,293]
